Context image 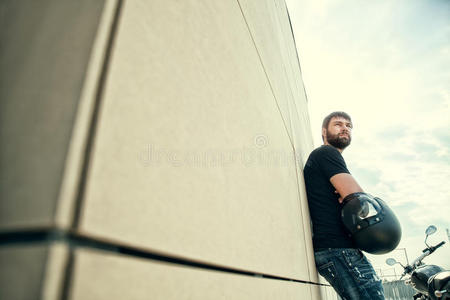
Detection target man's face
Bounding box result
[323,117,353,150]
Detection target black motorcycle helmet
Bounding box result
[341,192,401,254]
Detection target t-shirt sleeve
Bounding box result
[315,146,350,179]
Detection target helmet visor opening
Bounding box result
[359,199,381,219]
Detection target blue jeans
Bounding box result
[314,248,384,300]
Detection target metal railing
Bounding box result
[382,280,416,300]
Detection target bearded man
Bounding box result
[303,111,385,300]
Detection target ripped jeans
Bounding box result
[314,248,384,300]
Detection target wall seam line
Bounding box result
[0,229,330,288]
[235,0,295,150]
[70,0,124,230]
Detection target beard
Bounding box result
[326,131,351,150]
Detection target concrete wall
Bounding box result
[0,0,335,299]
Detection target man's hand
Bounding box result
[334,190,344,203]
[330,173,363,203]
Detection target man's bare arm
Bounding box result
[330,173,363,203]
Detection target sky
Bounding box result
[286,0,450,279]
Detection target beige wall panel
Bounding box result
[238,0,317,282]
[238,0,314,162]
[0,243,70,300]
[320,285,339,300]
[69,248,316,300]
[320,276,339,300]
[0,0,106,230]
[0,244,48,300]
[78,0,311,279]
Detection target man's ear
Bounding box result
[322,128,327,141]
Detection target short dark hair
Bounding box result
[322,111,352,129]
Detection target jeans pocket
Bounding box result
[342,249,364,265]
[317,261,344,295]
[342,250,379,285]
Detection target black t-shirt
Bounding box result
[303,145,355,250]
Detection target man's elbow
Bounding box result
[330,173,363,199]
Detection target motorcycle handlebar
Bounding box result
[422,241,446,253]
[429,241,446,254]
[435,241,446,248]
[402,241,446,276]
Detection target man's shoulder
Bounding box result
[306,145,335,169]
[305,145,344,169]
[309,145,340,158]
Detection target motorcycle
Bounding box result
[386,225,450,300]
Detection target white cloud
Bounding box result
[287,0,450,276]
